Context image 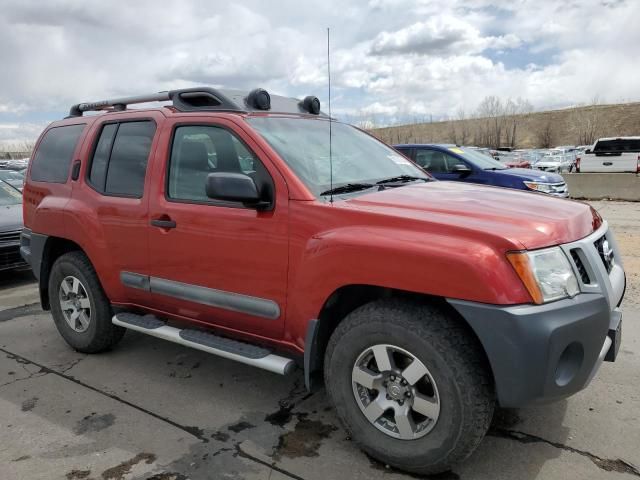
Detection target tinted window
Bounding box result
[0,180,22,206]
[415,150,459,173]
[594,139,640,152]
[88,121,155,197]
[89,123,118,190]
[30,124,85,183]
[168,125,269,203]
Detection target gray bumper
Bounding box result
[448,294,621,408]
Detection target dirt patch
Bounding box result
[227,420,255,433]
[101,452,156,480]
[21,396,38,412]
[65,470,91,479]
[274,415,337,459]
[73,413,115,435]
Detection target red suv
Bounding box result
[20,87,625,475]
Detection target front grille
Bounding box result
[0,245,25,269]
[0,230,21,247]
[594,235,614,273]
[570,249,590,284]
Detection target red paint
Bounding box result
[23,108,599,356]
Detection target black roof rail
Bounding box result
[68,87,327,118]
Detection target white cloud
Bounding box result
[0,0,638,142]
[370,16,521,56]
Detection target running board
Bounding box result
[112,313,295,375]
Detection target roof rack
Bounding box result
[67,87,326,118]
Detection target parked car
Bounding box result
[0,169,25,191]
[0,157,29,171]
[394,144,568,197]
[0,179,27,271]
[21,87,624,475]
[576,137,640,173]
[534,148,576,173]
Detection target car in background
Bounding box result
[0,169,25,191]
[0,179,27,271]
[1,158,29,170]
[394,144,568,197]
[577,137,640,173]
[534,148,576,173]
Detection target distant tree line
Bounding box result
[364,96,612,149]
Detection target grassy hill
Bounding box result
[370,102,640,148]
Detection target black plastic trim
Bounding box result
[120,272,280,320]
[303,319,321,391]
[448,294,612,407]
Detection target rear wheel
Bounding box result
[324,299,494,475]
[48,251,125,353]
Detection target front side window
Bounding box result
[247,117,428,197]
[30,124,86,183]
[168,125,270,203]
[88,121,155,197]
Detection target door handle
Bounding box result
[150,218,177,229]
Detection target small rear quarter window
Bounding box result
[30,124,86,183]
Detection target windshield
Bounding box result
[0,179,22,206]
[454,147,508,170]
[247,117,428,196]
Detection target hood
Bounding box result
[0,203,23,232]
[493,168,564,183]
[343,181,596,250]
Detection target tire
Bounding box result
[324,299,494,475]
[48,251,125,353]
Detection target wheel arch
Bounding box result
[38,236,86,310]
[304,285,494,392]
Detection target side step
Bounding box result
[113,313,296,375]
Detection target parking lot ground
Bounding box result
[0,200,639,480]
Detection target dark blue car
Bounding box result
[394,144,568,197]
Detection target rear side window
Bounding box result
[30,124,86,183]
[88,121,155,197]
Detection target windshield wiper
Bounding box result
[319,183,376,196]
[484,167,505,171]
[376,175,430,185]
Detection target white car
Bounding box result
[577,137,640,173]
[535,150,574,173]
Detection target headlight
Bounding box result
[524,181,554,193]
[507,247,579,304]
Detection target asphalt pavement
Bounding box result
[1,199,639,479]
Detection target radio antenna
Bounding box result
[327,27,333,204]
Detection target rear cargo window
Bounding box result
[88,121,155,198]
[30,124,85,183]
[594,139,640,153]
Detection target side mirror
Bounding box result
[205,172,270,209]
[451,164,471,176]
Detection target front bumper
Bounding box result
[0,229,27,271]
[449,294,622,407]
[448,221,624,408]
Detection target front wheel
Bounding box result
[324,300,494,475]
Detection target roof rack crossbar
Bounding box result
[68,87,245,117]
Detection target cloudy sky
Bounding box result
[1,0,639,146]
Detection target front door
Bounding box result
[145,117,289,339]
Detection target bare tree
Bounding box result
[571,97,602,146]
[537,119,555,148]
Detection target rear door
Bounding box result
[144,116,289,339]
[68,113,163,306]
